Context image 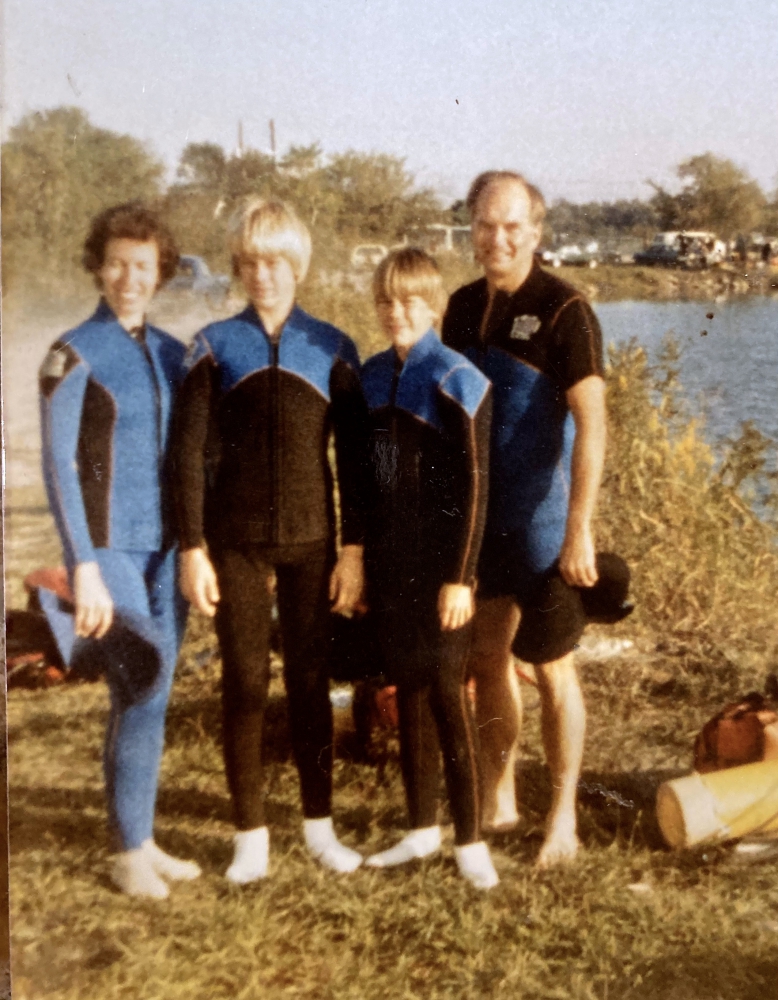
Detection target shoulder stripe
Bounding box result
[438,361,490,419]
[549,296,602,379]
[39,341,83,399]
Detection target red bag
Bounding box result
[693,692,778,773]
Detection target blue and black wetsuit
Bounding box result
[362,330,491,845]
[39,298,188,850]
[171,303,369,830]
[442,261,604,607]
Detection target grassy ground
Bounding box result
[7,494,778,1000]
[6,280,778,999]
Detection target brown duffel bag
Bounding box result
[694,691,778,773]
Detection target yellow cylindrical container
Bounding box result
[656,759,778,848]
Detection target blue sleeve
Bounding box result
[40,344,97,567]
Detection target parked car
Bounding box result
[542,241,600,269]
[633,242,681,267]
[350,244,388,270]
[634,232,726,269]
[164,255,231,305]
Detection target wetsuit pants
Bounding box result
[212,543,334,830]
[91,548,187,851]
[395,624,481,847]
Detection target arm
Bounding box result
[438,372,492,630]
[170,336,216,552]
[559,375,606,588]
[39,341,114,638]
[169,335,221,615]
[329,345,371,613]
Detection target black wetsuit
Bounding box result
[362,330,492,844]
[171,303,369,829]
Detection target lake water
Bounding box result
[595,298,778,446]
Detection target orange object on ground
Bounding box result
[693,695,778,772]
[24,566,74,604]
[372,685,398,729]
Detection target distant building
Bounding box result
[404,224,472,255]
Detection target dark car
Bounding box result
[633,243,680,267]
[165,255,231,305]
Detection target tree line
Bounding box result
[3,106,777,290]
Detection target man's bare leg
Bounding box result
[534,652,585,867]
[469,597,522,831]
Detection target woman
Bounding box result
[173,197,369,882]
[39,203,198,898]
[360,248,498,889]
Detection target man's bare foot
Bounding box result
[482,770,520,833]
[535,827,580,869]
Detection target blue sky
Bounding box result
[4,0,777,203]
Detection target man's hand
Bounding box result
[74,562,114,639]
[438,583,474,631]
[329,544,364,615]
[180,547,220,617]
[559,524,598,588]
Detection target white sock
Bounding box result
[111,848,169,899]
[454,841,499,890]
[141,839,201,881]
[366,826,442,867]
[226,827,269,884]
[303,816,362,873]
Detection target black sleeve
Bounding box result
[329,356,371,547]
[169,356,217,550]
[551,298,605,391]
[438,386,492,585]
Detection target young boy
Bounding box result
[173,198,369,881]
[362,248,498,889]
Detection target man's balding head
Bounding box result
[466,171,547,227]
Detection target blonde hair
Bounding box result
[372,247,447,318]
[227,196,312,282]
[466,171,547,225]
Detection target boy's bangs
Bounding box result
[243,221,304,268]
[374,255,446,314]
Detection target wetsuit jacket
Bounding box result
[362,330,492,591]
[39,300,187,568]
[172,303,369,551]
[442,262,603,575]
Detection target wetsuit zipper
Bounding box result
[388,353,403,548]
[139,338,163,465]
[270,336,280,545]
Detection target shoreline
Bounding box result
[553,262,778,303]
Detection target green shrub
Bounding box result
[600,336,778,690]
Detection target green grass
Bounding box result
[7,504,778,999]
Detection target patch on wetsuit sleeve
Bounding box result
[39,341,81,397]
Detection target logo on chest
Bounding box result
[509,315,541,340]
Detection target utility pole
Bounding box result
[269,119,276,162]
[236,120,244,159]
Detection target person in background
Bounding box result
[39,203,198,898]
[362,248,498,889]
[172,197,369,883]
[442,171,606,867]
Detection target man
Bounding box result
[442,171,606,867]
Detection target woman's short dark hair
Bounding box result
[82,203,179,286]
